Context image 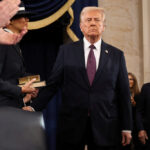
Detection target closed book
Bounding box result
[18,81,46,88]
[19,75,40,85]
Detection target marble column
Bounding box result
[142,0,150,83]
[98,0,144,87]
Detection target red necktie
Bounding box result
[87,45,96,85]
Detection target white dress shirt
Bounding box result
[83,37,102,70]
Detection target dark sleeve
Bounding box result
[117,52,132,130]
[136,85,146,131]
[0,45,22,98]
[134,94,140,103]
[31,46,64,111]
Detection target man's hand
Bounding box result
[22,106,34,112]
[0,27,27,45]
[122,132,132,146]
[138,130,148,144]
[21,78,36,94]
[31,88,39,98]
[0,0,20,27]
[23,88,39,104]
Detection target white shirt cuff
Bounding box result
[122,130,131,133]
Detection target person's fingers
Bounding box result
[5,33,18,45]
[125,136,131,145]
[22,79,36,93]
[9,7,19,19]
[140,132,148,144]
[25,78,36,87]
[35,88,39,94]
[22,106,29,110]
[138,130,147,145]
[31,94,37,98]
[5,0,20,5]
[0,0,20,24]
[22,106,33,112]
[2,0,19,13]
[0,29,19,45]
[122,132,132,146]
[31,91,38,98]
[122,134,125,146]
[23,107,30,111]
[33,89,39,96]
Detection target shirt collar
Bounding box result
[83,37,102,50]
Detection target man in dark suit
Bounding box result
[136,83,150,150]
[23,7,132,150]
[0,2,37,108]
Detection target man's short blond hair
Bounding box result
[80,7,106,23]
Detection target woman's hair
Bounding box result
[128,72,140,95]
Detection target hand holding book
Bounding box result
[18,75,46,88]
[21,78,37,94]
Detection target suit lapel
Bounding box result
[75,40,90,87]
[93,41,110,85]
[13,44,25,64]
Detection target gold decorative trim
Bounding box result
[66,8,79,41]
[28,0,75,30]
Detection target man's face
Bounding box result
[80,10,105,39]
[11,17,29,33]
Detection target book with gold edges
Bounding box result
[18,81,46,88]
[18,75,40,85]
[18,75,46,88]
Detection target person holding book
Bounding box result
[23,7,132,150]
[0,1,38,108]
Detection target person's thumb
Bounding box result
[26,78,36,87]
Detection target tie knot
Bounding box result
[89,45,96,50]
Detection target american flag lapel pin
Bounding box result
[105,50,108,54]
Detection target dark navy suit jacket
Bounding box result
[0,44,26,108]
[31,40,132,146]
